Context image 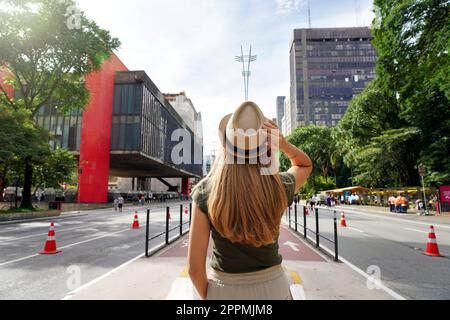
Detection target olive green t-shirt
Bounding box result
[191,172,296,274]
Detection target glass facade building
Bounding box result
[35,105,82,153]
[290,27,376,127]
[110,71,203,178]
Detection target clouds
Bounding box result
[275,0,306,15]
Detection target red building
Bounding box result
[2,54,203,203]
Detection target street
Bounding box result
[295,205,450,300]
[0,202,190,300]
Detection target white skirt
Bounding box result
[206,265,292,300]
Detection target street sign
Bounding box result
[418,164,426,177]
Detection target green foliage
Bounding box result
[0,0,121,114]
[371,0,450,186]
[33,148,78,190]
[352,127,421,187]
[298,176,337,199]
[333,0,449,188]
[280,125,343,194]
[0,0,121,207]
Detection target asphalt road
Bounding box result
[0,202,191,300]
[287,205,450,300]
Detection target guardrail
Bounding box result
[286,204,339,262]
[144,203,192,257]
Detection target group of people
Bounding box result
[388,194,409,214]
[113,196,124,212]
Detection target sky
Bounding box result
[76,0,375,154]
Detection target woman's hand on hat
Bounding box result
[262,120,287,151]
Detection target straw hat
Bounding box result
[218,101,270,159]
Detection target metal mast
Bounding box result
[235,45,257,101]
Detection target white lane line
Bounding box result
[0,225,88,243]
[405,228,429,234]
[337,208,450,230]
[0,228,132,267]
[61,252,145,300]
[0,253,40,267]
[347,227,365,233]
[282,220,406,300]
[60,238,174,300]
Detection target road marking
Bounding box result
[335,208,450,230]
[61,252,145,300]
[348,227,365,233]
[0,228,132,267]
[61,239,171,300]
[306,233,406,300]
[290,271,303,284]
[405,228,429,234]
[283,241,300,252]
[0,225,88,243]
[281,220,406,300]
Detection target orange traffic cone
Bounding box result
[39,223,62,255]
[423,226,443,257]
[132,213,140,229]
[340,212,347,227]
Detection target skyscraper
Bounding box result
[290,27,376,128]
[276,96,285,129]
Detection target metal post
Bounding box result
[294,203,298,233]
[165,207,170,245]
[145,209,150,257]
[288,206,292,229]
[189,203,192,228]
[333,211,339,262]
[180,204,183,236]
[315,208,320,248]
[421,176,428,213]
[303,206,307,239]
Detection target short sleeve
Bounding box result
[279,172,296,205]
[191,178,210,214]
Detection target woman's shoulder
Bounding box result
[191,177,210,214]
[279,172,296,205]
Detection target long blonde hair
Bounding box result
[204,150,288,247]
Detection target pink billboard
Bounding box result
[440,186,450,203]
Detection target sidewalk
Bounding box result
[64,225,396,300]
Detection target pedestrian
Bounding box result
[117,195,124,212]
[326,194,332,208]
[330,195,336,207]
[340,195,345,205]
[388,194,395,212]
[113,198,118,212]
[188,102,313,300]
[394,194,402,213]
[400,194,408,214]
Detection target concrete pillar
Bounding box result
[181,178,190,196]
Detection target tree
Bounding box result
[33,148,78,192]
[0,0,120,208]
[352,127,421,187]
[280,125,337,193]
[0,104,50,203]
[372,0,450,186]
[334,0,449,188]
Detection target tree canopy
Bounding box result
[0,0,121,208]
